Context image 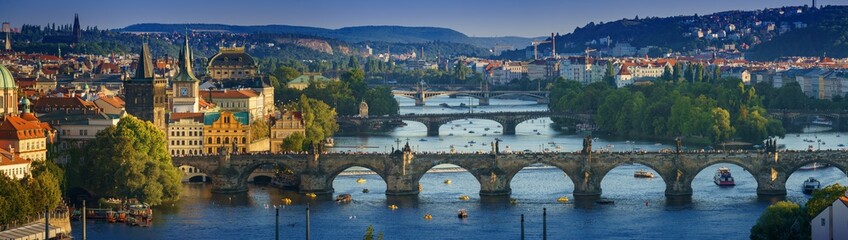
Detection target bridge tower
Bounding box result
[478,79,491,106]
[415,80,426,106]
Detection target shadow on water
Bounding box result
[479,195,512,209]
[386,195,420,208]
[665,195,693,210]
[756,195,786,204]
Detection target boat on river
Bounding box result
[802,177,821,194]
[356,178,366,183]
[714,167,735,186]
[634,170,654,178]
[457,209,468,219]
[336,194,352,203]
[458,195,470,201]
[799,162,831,171]
[444,179,452,184]
[557,196,570,203]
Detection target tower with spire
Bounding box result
[4,31,10,52]
[72,14,81,43]
[171,34,200,113]
[124,42,167,130]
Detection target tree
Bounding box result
[672,62,683,82]
[363,225,384,240]
[68,116,182,206]
[0,176,32,225]
[604,63,616,87]
[709,107,735,143]
[294,95,339,151]
[363,86,399,116]
[280,132,305,152]
[661,65,673,81]
[250,119,270,140]
[341,69,367,101]
[805,183,848,218]
[347,56,360,69]
[750,201,810,240]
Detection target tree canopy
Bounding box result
[66,116,182,206]
[750,201,810,240]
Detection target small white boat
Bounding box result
[803,177,821,194]
[634,170,654,178]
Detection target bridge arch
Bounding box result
[598,161,668,200]
[691,162,760,195]
[179,164,209,182]
[506,162,576,199]
[782,157,848,177]
[237,160,297,187]
[415,163,483,198]
[325,163,389,194]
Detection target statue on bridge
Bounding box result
[403,141,412,153]
[581,135,593,154]
[764,138,778,153]
[675,137,682,154]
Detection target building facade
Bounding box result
[204,111,250,154]
[207,47,258,80]
[168,113,204,156]
[269,111,305,153]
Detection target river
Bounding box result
[71,96,847,239]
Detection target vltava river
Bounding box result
[72,96,847,239]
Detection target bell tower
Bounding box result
[171,34,200,113]
[124,43,167,130]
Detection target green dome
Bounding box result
[0,65,16,90]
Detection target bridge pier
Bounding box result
[386,176,420,196]
[479,171,511,196]
[426,122,441,136]
[478,97,490,106]
[300,174,334,194]
[501,120,517,135]
[755,169,787,197]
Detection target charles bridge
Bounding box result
[172,140,848,201]
[338,111,592,136]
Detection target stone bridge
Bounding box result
[338,111,592,136]
[769,110,848,129]
[173,146,848,201]
[393,90,550,106]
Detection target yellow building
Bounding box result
[204,111,250,154]
[270,111,305,153]
[207,47,258,80]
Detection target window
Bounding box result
[207,137,212,144]
[216,137,221,144]
[821,218,826,226]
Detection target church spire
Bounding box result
[135,43,154,79]
[73,13,81,43]
[173,34,198,82]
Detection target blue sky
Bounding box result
[0,0,842,37]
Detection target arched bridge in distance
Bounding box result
[337,111,592,136]
[392,90,550,106]
[172,146,848,202]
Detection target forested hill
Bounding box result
[120,24,536,49]
[500,5,848,61]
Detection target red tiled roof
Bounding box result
[0,115,47,140]
[170,112,204,123]
[96,95,125,108]
[200,89,259,99]
[33,96,98,110]
[618,65,632,75]
[0,147,30,167]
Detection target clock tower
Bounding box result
[171,35,200,113]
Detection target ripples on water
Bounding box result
[71,97,848,239]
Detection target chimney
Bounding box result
[551,32,556,59]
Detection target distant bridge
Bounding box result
[173,146,848,202]
[338,111,592,136]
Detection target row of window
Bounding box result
[207,147,246,154]
[20,140,45,151]
[206,137,247,145]
[2,167,28,178]
[170,130,203,137]
[171,149,202,156]
[170,140,202,146]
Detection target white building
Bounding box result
[559,57,606,85]
[0,147,29,179]
[811,193,848,240]
[168,113,205,156]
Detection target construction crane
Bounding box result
[584,48,597,59]
[531,39,551,60]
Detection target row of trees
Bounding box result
[0,161,63,227]
[280,95,339,152]
[750,184,848,239]
[549,77,785,144]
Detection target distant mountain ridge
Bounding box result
[120,23,537,49]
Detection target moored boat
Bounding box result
[557,196,570,203]
[714,167,735,186]
[356,178,366,183]
[803,177,821,194]
[336,194,352,203]
[634,170,654,178]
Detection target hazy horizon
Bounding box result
[1,0,844,37]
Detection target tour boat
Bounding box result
[336,194,352,203]
[459,195,470,201]
[714,167,736,186]
[802,177,821,194]
[557,196,570,203]
[323,138,335,147]
[457,209,468,219]
[634,170,654,178]
[799,162,831,171]
[812,116,833,126]
[356,178,367,183]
